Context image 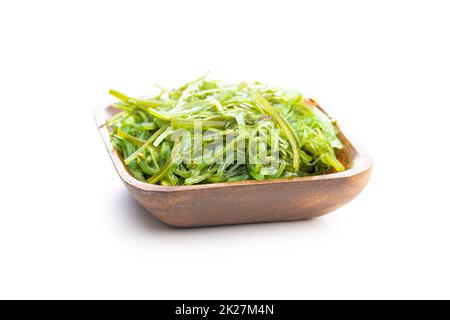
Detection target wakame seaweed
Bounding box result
[105,76,345,186]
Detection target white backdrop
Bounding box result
[1,0,449,299]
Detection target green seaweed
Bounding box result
[105,77,345,185]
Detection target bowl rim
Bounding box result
[93,103,372,193]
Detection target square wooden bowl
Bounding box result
[94,104,372,227]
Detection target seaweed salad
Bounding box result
[104,76,345,186]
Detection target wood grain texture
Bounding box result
[94,104,372,227]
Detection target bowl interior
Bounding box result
[95,104,369,189]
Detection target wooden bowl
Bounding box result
[94,104,372,227]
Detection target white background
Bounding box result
[1,0,449,299]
